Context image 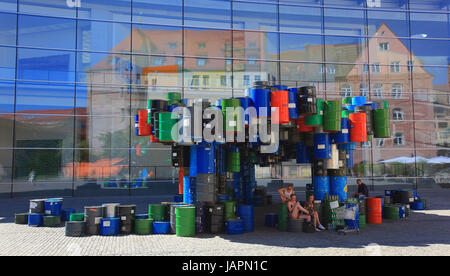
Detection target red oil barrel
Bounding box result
[296,116,314,133]
[139,110,148,126]
[367,197,382,224]
[150,135,159,143]
[179,167,184,195]
[139,123,151,136]
[349,113,368,142]
[271,90,290,124]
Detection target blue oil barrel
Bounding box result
[237,97,254,126]
[314,133,332,159]
[189,145,198,177]
[183,176,192,204]
[197,144,216,174]
[250,88,271,117]
[272,85,288,91]
[218,194,230,202]
[153,221,170,234]
[265,213,279,228]
[330,176,348,202]
[217,146,227,175]
[45,199,63,216]
[28,213,44,227]
[61,208,76,222]
[411,201,425,210]
[237,205,254,233]
[346,149,354,168]
[314,176,330,201]
[365,102,378,110]
[296,142,312,164]
[339,142,357,151]
[233,172,241,201]
[135,114,139,136]
[331,118,351,144]
[352,96,367,106]
[100,218,120,236]
[288,88,299,119]
[226,219,245,235]
[344,203,359,230]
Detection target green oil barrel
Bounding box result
[278,204,289,231]
[323,101,342,132]
[159,112,178,142]
[147,100,152,124]
[384,205,400,220]
[15,213,29,225]
[135,218,154,235]
[227,151,241,173]
[43,216,61,227]
[224,201,237,221]
[175,206,196,237]
[222,98,243,134]
[342,110,353,118]
[149,204,166,221]
[167,92,182,105]
[305,115,323,126]
[373,109,391,138]
[70,213,84,222]
[359,215,366,229]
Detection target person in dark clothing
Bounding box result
[354,179,369,198]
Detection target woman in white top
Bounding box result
[279,183,295,204]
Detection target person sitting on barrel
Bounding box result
[354,179,369,198]
[279,183,295,204]
[287,194,311,223]
[305,194,326,231]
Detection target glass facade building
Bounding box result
[0,0,448,198]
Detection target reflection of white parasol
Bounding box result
[379,156,428,164]
[427,157,450,164]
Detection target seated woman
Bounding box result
[287,194,311,223]
[305,195,326,232]
[279,183,295,204]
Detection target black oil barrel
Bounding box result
[84,206,103,235]
[297,86,317,115]
[392,190,413,204]
[29,199,46,214]
[313,160,328,177]
[206,203,225,234]
[195,202,207,234]
[197,174,217,204]
[15,213,29,225]
[65,221,86,237]
[328,168,346,177]
[119,205,136,235]
[359,199,367,215]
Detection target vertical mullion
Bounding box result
[231,0,234,98]
[72,5,79,197]
[182,0,185,99]
[322,2,327,100]
[10,0,19,198]
[128,0,133,197]
[277,1,281,85]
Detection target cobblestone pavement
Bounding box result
[0,190,449,256]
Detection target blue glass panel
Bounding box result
[0,81,15,113]
[133,0,182,25]
[323,0,365,8]
[280,33,323,62]
[279,4,322,34]
[19,0,76,18]
[411,12,450,40]
[281,0,322,5]
[233,2,278,32]
[366,0,407,9]
[185,0,231,29]
[77,20,131,53]
[368,10,409,38]
[411,39,450,66]
[18,15,76,50]
[15,81,75,112]
[0,0,17,12]
[78,0,131,22]
[0,12,17,46]
[0,46,16,80]
[409,0,449,12]
[324,8,366,36]
[17,48,76,82]
[132,24,182,56]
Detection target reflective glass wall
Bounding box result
[0,0,448,198]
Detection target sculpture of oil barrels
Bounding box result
[159,112,178,142]
[226,219,245,235]
[288,88,299,119]
[330,176,348,202]
[206,203,225,234]
[323,101,342,132]
[148,204,166,221]
[135,218,153,235]
[331,118,350,144]
[176,206,196,237]
[297,86,317,115]
[349,112,368,142]
[271,90,290,124]
[119,205,136,235]
[314,133,332,159]
[29,199,46,214]
[15,213,29,225]
[196,174,217,204]
[373,108,391,138]
[102,203,119,218]
[84,206,103,235]
[367,197,383,224]
[43,216,61,227]
[100,218,120,236]
[250,88,271,117]
[237,205,254,233]
[314,176,330,201]
[65,221,85,237]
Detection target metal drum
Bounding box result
[237,97,255,127]
[29,199,46,214]
[313,159,328,177]
[176,206,196,237]
[100,218,120,236]
[350,113,368,142]
[65,221,85,237]
[28,213,44,227]
[197,144,216,174]
[344,203,359,230]
[327,144,339,169]
[196,174,217,204]
[314,176,330,201]
[323,101,342,132]
[314,133,332,159]
[15,213,29,225]
[206,203,225,234]
[297,86,317,115]
[296,142,312,164]
[288,88,299,119]
[330,177,348,202]
[170,204,190,234]
[236,205,254,233]
[148,204,166,221]
[195,202,207,234]
[250,88,271,117]
[158,112,178,142]
[352,96,367,106]
[271,90,290,124]
[84,206,103,235]
[227,149,241,173]
[119,205,136,235]
[367,197,383,224]
[44,199,63,216]
[374,109,391,138]
[102,203,119,218]
[226,219,245,235]
[296,116,314,133]
[189,145,198,177]
[331,118,351,144]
